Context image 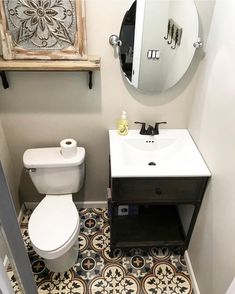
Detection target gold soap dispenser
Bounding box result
[117,110,128,135]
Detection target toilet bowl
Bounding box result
[23,145,85,272]
[29,195,80,272]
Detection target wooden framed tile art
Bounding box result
[0,0,87,60]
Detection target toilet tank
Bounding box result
[23,147,85,194]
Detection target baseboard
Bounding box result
[75,201,107,208]
[184,250,200,294]
[226,277,235,294]
[24,202,39,210]
[24,200,107,210]
[17,204,25,223]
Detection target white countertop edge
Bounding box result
[111,173,211,178]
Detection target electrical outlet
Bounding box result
[118,205,129,216]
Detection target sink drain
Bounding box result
[148,161,156,166]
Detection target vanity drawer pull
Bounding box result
[155,187,162,195]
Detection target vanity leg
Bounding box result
[179,246,186,256]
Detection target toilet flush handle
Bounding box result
[26,168,36,174]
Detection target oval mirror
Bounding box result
[119,0,199,93]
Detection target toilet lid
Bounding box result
[29,195,79,252]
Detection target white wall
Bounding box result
[188,1,235,293]
[0,0,211,203]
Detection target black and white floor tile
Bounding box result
[8,208,193,293]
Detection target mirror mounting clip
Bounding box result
[109,35,122,47]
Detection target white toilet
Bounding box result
[23,146,85,272]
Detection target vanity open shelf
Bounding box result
[108,129,211,255]
[111,205,186,248]
[0,55,101,89]
[108,176,209,254]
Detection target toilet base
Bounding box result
[45,240,79,272]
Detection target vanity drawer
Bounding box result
[112,177,207,203]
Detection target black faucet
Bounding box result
[135,121,167,135]
[146,125,154,135]
[154,121,167,135]
[134,122,147,135]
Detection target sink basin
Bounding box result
[109,129,211,177]
[124,137,177,151]
[123,137,179,166]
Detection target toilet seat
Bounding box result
[29,194,79,259]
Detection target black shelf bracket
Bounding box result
[88,71,93,89]
[0,71,9,89]
[0,70,94,90]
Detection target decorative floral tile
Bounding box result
[149,247,171,261]
[142,262,192,294]
[93,208,109,222]
[122,248,154,279]
[79,209,105,235]
[7,271,21,294]
[37,270,87,294]
[78,208,89,216]
[8,208,193,293]
[170,253,189,276]
[91,224,124,262]
[89,264,140,294]
[74,249,105,281]
[20,227,34,254]
[78,233,89,252]
[20,209,32,226]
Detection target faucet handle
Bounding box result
[154,121,167,135]
[134,121,146,135]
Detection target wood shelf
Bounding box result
[0,55,100,71]
[0,55,101,89]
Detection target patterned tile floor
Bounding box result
[8,208,193,293]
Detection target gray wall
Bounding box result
[0,117,19,261]
[0,227,8,261]
[0,0,214,204]
[188,1,235,293]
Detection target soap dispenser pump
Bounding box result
[117,111,128,136]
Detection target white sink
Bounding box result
[109,129,211,177]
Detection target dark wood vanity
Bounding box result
[108,176,209,254]
[108,129,211,255]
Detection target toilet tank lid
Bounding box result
[23,147,85,168]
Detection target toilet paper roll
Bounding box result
[60,138,77,158]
